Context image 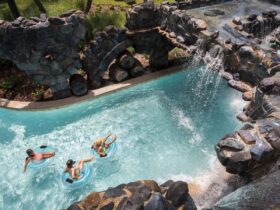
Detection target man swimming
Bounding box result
[91,133,117,157]
[64,156,94,179]
[23,148,55,172]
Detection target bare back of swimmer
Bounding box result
[64,156,94,179]
[23,148,55,172]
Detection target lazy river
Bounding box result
[0,66,245,209]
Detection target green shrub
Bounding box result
[32,86,44,98]
[0,79,15,90]
[85,10,126,41]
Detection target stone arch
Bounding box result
[96,40,134,81]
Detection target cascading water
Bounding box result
[189,38,225,109]
[191,38,207,66]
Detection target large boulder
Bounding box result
[165,181,189,207]
[218,137,245,151]
[69,74,88,96]
[228,80,252,92]
[144,192,175,210]
[67,180,196,210]
[259,75,280,94]
[214,169,280,209]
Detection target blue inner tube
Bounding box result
[62,164,93,189]
[91,141,117,159]
[27,145,55,170]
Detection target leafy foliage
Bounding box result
[0,77,16,90]
[31,86,44,97]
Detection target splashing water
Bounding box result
[0,68,244,210]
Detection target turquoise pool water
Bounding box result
[0,67,245,209]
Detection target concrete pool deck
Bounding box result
[0,64,186,110]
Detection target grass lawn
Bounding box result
[0,0,172,20]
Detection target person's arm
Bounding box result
[91,142,96,149]
[23,158,31,173]
[104,133,112,142]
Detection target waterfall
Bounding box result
[189,39,225,109]
[191,66,222,109]
[191,38,225,72]
[191,38,207,67]
[204,44,225,72]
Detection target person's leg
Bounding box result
[81,156,94,163]
[42,152,55,159]
[77,160,84,171]
[105,135,117,148]
[78,156,94,171]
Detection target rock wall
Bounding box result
[67,180,197,210]
[82,1,206,88]
[208,8,280,207]
[215,114,280,175]
[0,1,207,98]
[224,11,280,40]
[0,10,86,99]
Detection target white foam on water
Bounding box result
[0,69,244,209]
[163,153,239,209]
[230,97,247,113]
[175,109,195,131]
[171,108,203,144]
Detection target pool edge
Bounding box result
[0,64,186,110]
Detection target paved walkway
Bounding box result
[0,64,185,110]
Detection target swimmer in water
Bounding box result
[23,148,55,172]
[91,133,117,157]
[64,156,94,179]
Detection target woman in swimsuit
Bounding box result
[91,133,117,157]
[23,148,55,172]
[64,156,94,179]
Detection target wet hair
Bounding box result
[26,149,34,157]
[66,159,75,168]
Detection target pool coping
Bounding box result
[0,64,186,110]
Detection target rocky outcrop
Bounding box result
[213,164,280,209]
[126,1,205,46]
[82,26,128,87]
[82,1,206,87]
[0,10,86,99]
[67,180,197,210]
[259,75,280,95]
[175,0,233,10]
[215,114,280,177]
[224,10,280,40]
[222,44,270,85]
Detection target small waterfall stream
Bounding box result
[182,38,244,208]
[189,38,225,109]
